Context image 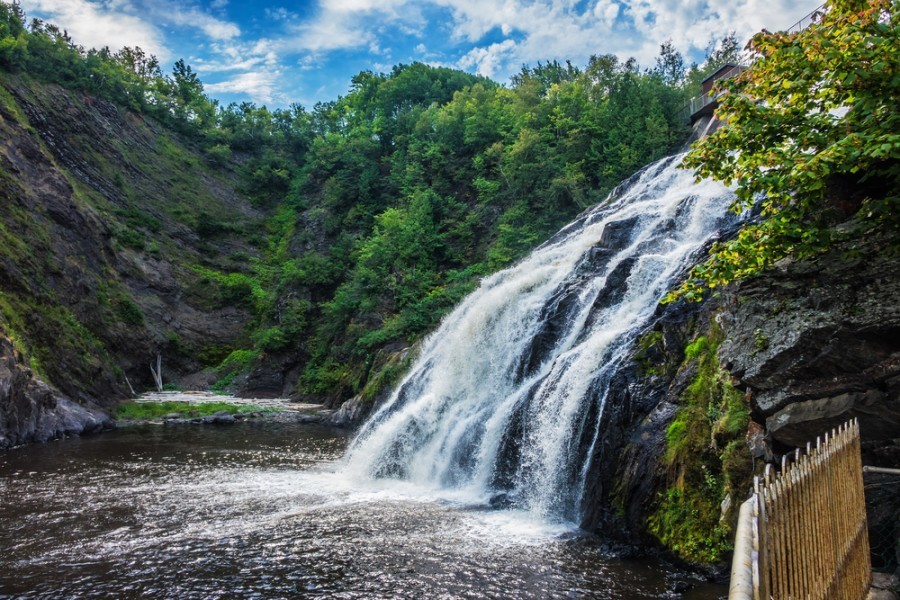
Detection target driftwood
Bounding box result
[124,375,137,398]
[149,354,163,393]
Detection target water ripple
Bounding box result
[0,425,723,599]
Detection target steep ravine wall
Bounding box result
[0,74,262,445]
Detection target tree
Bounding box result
[115,46,160,82]
[0,1,27,69]
[667,0,899,302]
[653,40,685,86]
[682,33,743,100]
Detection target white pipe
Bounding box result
[729,498,756,600]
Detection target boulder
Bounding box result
[0,334,113,448]
[327,395,371,428]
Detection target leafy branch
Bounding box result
[667,0,899,302]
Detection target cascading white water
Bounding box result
[343,154,738,524]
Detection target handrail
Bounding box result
[728,419,871,600]
[681,3,827,123]
[786,3,827,34]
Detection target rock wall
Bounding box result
[718,234,900,454]
[582,295,719,540]
[597,230,899,566]
[0,334,112,449]
[0,73,260,411]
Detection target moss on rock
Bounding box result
[647,322,752,564]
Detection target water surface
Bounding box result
[0,424,724,599]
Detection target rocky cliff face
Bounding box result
[595,230,899,566]
[0,335,111,449]
[718,234,900,453]
[1,73,263,444]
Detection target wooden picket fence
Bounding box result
[730,419,871,600]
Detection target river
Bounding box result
[0,423,725,599]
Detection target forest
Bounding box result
[0,0,743,400]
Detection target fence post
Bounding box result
[728,418,870,600]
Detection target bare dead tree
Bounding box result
[149,354,163,393]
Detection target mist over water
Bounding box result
[344,154,737,524]
[0,424,726,598]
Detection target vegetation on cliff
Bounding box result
[0,72,260,403]
[1,0,740,403]
[670,0,899,301]
[647,328,751,563]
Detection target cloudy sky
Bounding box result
[18,0,823,108]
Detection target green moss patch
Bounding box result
[210,349,260,392]
[115,401,269,420]
[648,323,752,564]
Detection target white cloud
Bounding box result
[206,0,823,103]
[287,17,372,53]
[288,0,822,79]
[22,0,168,58]
[21,0,242,59]
[157,5,240,40]
[457,38,516,77]
[593,0,620,25]
[265,7,291,21]
[205,70,281,104]
[281,0,422,54]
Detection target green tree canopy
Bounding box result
[669,0,899,302]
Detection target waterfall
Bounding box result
[343,154,738,524]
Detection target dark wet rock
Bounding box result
[161,410,239,426]
[488,492,516,509]
[0,334,113,448]
[516,284,584,382]
[717,233,900,448]
[598,216,639,249]
[240,366,285,398]
[328,395,371,428]
[208,412,236,424]
[581,292,714,539]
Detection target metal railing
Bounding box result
[786,4,827,34]
[679,64,748,122]
[730,419,871,600]
[681,4,827,124]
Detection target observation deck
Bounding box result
[681,3,826,124]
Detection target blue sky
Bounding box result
[19,0,823,109]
